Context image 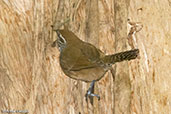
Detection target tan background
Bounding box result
[0,0,170,114]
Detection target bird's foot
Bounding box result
[85,80,100,102]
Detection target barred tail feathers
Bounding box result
[103,49,139,64]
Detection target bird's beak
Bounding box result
[55,30,62,39]
[51,30,59,47]
[51,40,58,47]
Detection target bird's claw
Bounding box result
[85,91,100,101]
[85,80,100,102]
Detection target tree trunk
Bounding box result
[0,0,170,114]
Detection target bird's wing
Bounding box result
[60,43,103,71]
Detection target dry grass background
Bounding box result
[0,0,171,114]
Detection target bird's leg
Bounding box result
[85,80,100,102]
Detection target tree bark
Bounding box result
[0,0,170,114]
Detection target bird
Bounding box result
[52,29,139,100]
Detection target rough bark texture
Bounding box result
[0,0,170,114]
[114,0,131,114]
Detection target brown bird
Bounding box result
[52,29,139,100]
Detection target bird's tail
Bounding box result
[102,49,139,64]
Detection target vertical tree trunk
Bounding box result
[0,0,170,114]
[114,0,131,113]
